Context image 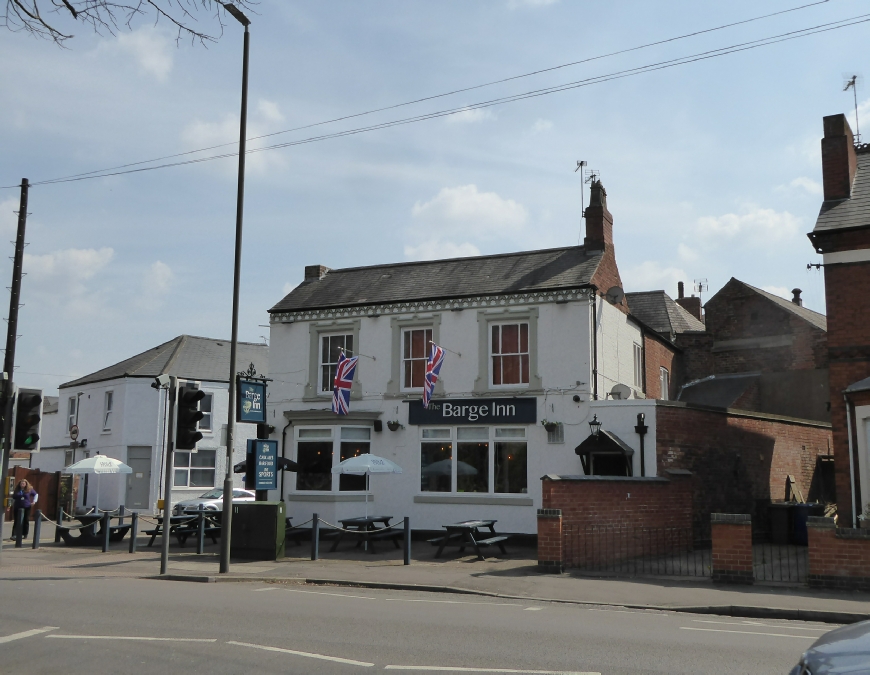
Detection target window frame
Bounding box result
[67,396,77,434]
[659,367,669,401]
[304,320,361,400]
[489,321,530,389]
[633,343,643,389]
[198,392,213,432]
[401,327,433,392]
[172,449,217,489]
[474,308,541,393]
[318,332,354,394]
[292,425,373,493]
[386,314,441,398]
[102,391,113,431]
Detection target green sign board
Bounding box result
[237,379,266,424]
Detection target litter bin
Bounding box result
[791,503,826,545]
[769,503,792,545]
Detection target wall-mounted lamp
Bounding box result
[589,415,601,439]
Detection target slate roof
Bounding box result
[735,280,827,332]
[60,335,269,389]
[270,246,603,313]
[677,373,760,408]
[814,149,870,232]
[626,291,706,339]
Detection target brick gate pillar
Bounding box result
[711,513,754,584]
[537,508,563,574]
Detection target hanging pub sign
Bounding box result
[408,397,537,425]
[247,438,278,491]
[237,379,267,424]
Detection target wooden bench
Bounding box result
[369,529,402,548]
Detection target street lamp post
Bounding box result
[220,2,251,575]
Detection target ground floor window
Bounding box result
[295,426,371,492]
[173,449,216,488]
[420,427,527,494]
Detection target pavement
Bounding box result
[2,520,870,625]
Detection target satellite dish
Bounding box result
[605,286,625,305]
[610,383,632,400]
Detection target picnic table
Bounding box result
[172,511,222,547]
[433,519,509,561]
[328,515,401,554]
[143,514,208,547]
[57,513,132,547]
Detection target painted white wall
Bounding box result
[595,296,644,400]
[589,399,658,477]
[855,405,870,519]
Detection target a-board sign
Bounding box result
[247,438,278,491]
[237,379,267,424]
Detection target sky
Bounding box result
[0,0,868,396]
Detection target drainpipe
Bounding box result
[634,412,648,477]
[845,395,858,526]
[590,290,598,401]
[280,418,292,501]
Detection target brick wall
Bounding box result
[675,332,714,384]
[807,516,870,590]
[643,334,678,400]
[539,472,693,569]
[711,513,754,584]
[655,402,832,533]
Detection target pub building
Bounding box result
[266,181,662,534]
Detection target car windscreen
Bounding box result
[199,489,224,499]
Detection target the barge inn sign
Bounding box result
[408,397,536,425]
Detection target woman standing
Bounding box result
[11,479,37,541]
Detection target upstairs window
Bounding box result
[68,396,77,432]
[633,343,643,388]
[320,334,353,393]
[402,328,432,390]
[103,391,113,431]
[660,367,670,400]
[491,323,529,386]
[198,393,213,431]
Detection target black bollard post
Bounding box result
[311,513,319,561]
[404,517,411,566]
[32,510,42,550]
[129,512,138,554]
[119,504,125,526]
[14,508,23,548]
[102,512,110,553]
[55,507,64,543]
[197,510,206,555]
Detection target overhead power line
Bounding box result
[9,0,834,188]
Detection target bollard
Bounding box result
[14,508,24,548]
[129,512,139,554]
[55,507,64,543]
[102,512,111,553]
[32,510,42,550]
[404,517,411,566]
[197,510,206,555]
[119,504,125,526]
[311,513,319,561]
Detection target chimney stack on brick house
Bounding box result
[821,114,858,201]
[791,288,803,306]
[583,180,613,253]
[675,281,703,321]
[304,265,331,281]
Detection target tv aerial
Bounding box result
[694,278,709,303]
[844,73,863,143]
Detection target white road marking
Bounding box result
[523,607,543,611]
[691,619,831,631]
[227,640,374,667]
[587,608,665,616]
[680,627,816,639]
[384,598,522,607]
[384,667,599,674]
[47,635,216,642]
[253,587,279,592]
[282,589,376,600]
[0,627,58,644]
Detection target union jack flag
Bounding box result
[422,343,445,408]
[332,352,359,415]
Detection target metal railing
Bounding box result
[563,524,712,578]
[752,533,808,584]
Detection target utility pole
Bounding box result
[220,3,251,575]
[160,378,177,575]
[0,178,29,566]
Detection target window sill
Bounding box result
[101,430,112,435]
[414,494,533,506]
[286,493,371,502]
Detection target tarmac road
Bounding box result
[0,577,824,674]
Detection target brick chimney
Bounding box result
[821,114,858,201]
[583,180,613,253]
[675,282,703,321]
[791,288,803,307]
[304,265,331,281]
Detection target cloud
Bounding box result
[446,108,496,124]
[761,285,791,300]
[776,176,822,196]
[509,0,559,7]
[23,247,114,316]
[282,281,297,296]
[257,99,285,123]
[623,261,687,294]
[182,112,285,176]
[847,96,870,138]
[115,27,174,82]
[531,119,553,134]
[695,206,800,247]
[0,198,18,238]
[138,260,173,310]
[677,243,698,263]
[411,184,527,239]
[404,241,481,261]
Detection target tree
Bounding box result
[3,0,255,46]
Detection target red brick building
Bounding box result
[807,113,870,526]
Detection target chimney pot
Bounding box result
[583,180,613,252]
[677,281,684,299]
[791,288,803,306]
[304,265,331,281]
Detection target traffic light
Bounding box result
[13,387,42,451]
[175,382,205,450]
[256,423,275,440]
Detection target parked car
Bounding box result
[172,488,256,515]
[790,619,870,674]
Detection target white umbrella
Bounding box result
[331,454,402,518]
[422,459,478,476]
[64,455,132,512]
